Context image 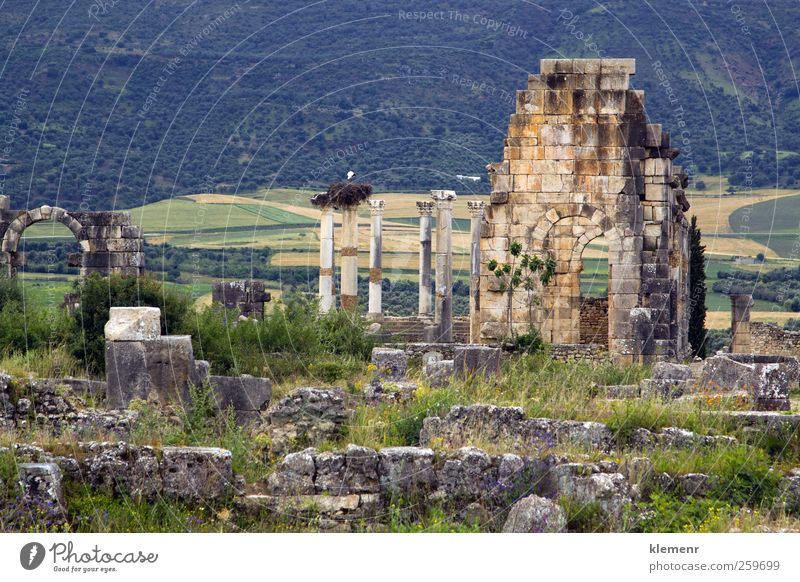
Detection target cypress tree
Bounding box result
[688,215,707,358]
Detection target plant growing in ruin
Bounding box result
[487,241,556,345]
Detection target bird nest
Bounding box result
[310,182,373,208]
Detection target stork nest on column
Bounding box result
[310,182,373,208]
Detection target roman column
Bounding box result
[467,200,485,344]
[432,190,456,342]
[340,203,359,311]
[318,205,335,313]
[417,201,434,318]
[367,200,384,321]
[730,294,753,353]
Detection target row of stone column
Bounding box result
[317,191,486,343]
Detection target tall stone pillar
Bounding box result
[467,200,485,344]
[318,205,335,313]
[367,200,384,321]
[730,294,753,353]
[417,201,434,318]
[432,190,456,342]
[340,204,359,311]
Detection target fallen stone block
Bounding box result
[364,380,416,404]
[264,387,350,455]
[423,358,454,388]
[652,361,692,382]
[700,354,799,411]
[104,306,161,341]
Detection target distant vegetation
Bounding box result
[1,1,799,207]
[714,266,800,311]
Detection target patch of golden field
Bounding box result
[705,310,797,329]
[702,236,778,258]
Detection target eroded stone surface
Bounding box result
[502,495,567,532]
[104,307,161,341]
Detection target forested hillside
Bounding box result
[1,0,799,209]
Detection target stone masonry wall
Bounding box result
[750,322,800,357]
[579,297,608,348]
[480,58,690,364]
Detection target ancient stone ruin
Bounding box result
[481,58,691,364]
[212,280,272,319]
[0,195,145,278]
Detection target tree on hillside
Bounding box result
[688,215,707,358]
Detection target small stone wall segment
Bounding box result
[750,322,800,357]
[0,200,144,278]
[579,297,609,348]
[479,58,691,364]
[550,343,607,362]
[12,442,234,504]
[212,280,271,319]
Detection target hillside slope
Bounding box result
[1,0,799,208]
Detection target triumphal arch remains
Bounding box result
[480,58,690,363]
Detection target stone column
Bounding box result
[467,200,485,344]
[340,204,359,311]
[730,294,753,353]
[417,201,434,318]
[432,190,457,342]
[318,205,335,313]
[367,200,384,321]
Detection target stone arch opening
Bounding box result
[1,206,86,278]
[531,205,621,346]
[577,234,609,348]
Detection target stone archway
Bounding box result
[480,58,692,363]
[0,203,145,278]
[529,205,623,346]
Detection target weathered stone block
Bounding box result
[502,495,567,532]
[18,462,64,508]
[378,447,436,495]
[370,347,408,381]
[454,345,501,379]
[161,446,233,502]
[209,374,272,424]
[104,307,161,341]
[105,341,149,408]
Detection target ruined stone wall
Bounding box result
[212,280,271,319]
[550,343,608,363]
[579,297,608,348]
[0,197,144,278]
[750,322,800,357]
[480,58,690,363]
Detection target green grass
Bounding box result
[235,204,313,225]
